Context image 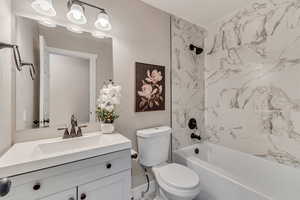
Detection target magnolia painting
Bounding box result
[135,62,165,112]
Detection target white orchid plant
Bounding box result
[96,81,121,123]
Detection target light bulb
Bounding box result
[67,3,87,25]
[72,10,82,20]
[40,2,50,11]
[95,11,112,31]
[31,0,56,17]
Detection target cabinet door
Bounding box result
[3,188,77,200]
[78,170,131,200]
[40,188,77,200]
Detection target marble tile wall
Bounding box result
[171,16,206,150]
[205,0,300,168]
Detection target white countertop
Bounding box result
[0,132,131,178]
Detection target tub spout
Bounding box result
[191,133,202,141]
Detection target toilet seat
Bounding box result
[157,163,199,190]
[153,163,200,199]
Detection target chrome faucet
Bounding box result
[58,114,87,139]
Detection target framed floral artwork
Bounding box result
[135,62,165,112]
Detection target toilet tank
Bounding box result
[136,126,171,167]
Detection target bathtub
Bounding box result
[173,142,300,200]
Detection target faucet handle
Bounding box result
[57,127,67,131]
[77,125,88,137]
[58,127,71,139]
[191,133,202,141]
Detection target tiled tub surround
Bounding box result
[205,0,300,167]
[171,16,207,150]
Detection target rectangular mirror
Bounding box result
[15,16,113,132]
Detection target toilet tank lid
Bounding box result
[136,126,171,138]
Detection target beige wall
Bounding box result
[15,17,39,130]
[109,0,171,187]
[110,0,171,144]
[0,0,13,154]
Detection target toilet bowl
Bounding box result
[136,127,201,200]
[153,163,200,200]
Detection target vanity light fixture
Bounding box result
[66,24,84,34]
[67,1,87,25]
[94,11,112,31]
[38,18,57,28]
[67,0,112,31]
[31,0,112,32]
[31,0,56,17]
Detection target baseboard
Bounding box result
[131,180,156,200]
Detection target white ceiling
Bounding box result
[140,0,252,27]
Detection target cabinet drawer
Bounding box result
[40,188,76,200]
[2,150,131,199]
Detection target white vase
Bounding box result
[101,123,114,134]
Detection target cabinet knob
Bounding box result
[0,178,11,197]
[106,163,112,169]
[80,193,87,200]
[69,197,75,200]
[33,183,41,191]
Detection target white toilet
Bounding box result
[137,126,200,200]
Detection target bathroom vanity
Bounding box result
[0,133,132,200]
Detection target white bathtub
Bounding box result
[173,142,300,200]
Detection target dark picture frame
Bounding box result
[135,62,165,112]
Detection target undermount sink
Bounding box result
[0,132,132,178]
[37,134,102,155]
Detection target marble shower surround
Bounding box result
[205,0,300,167]
[171,16,206,150]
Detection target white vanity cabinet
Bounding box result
[77,171,130,200]
[40,188,76,200]
[1,150,131,200]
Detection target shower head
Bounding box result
[189,44,203,55]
